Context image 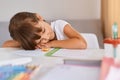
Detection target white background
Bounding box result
[0,0,100,21]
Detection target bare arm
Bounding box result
[46,24,87,49]
[2,40,21,48]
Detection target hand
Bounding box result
[35,42,50,49]
[35,39,54,49]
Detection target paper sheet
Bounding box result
[0,57,32,66]
[14,49,104,60]
[40,65,100,80]
[14,49,45,56]
[53,49,104,60]
[105,66,120,80]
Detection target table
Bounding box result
[0,48,105,80]
[0,48,64,65]
[53,48,104,66]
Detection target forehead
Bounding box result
[35,13,44,20]
[34,21,44,30]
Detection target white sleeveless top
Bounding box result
[51,20,69,40]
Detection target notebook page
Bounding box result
[14,49,45,56]
[40,65,100,80]
[52,49,104,60]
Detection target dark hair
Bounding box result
[9,12,42,50]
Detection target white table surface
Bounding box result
[0,48,105,61]
[0,48,64,66]
[0,48,104,80]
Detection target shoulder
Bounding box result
[51,20,69,25]
[51,20,69,28]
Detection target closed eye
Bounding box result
[42,28,45,33]
[35,38,41,44]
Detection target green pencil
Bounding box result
[45,48,60,56]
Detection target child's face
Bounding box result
[35,21,55,45]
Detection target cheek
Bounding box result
[41,39,49,43]
[47,30,52,38]
[45,26,54,40]
[50,31,55,40]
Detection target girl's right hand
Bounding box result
[35,43,49,49]
[35,44,50,51]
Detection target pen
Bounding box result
[112,22,118,39]
[112,22,118,58]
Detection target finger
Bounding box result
[36,45,42,49]
[35,46,39,49]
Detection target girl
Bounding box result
[2,12,87,50]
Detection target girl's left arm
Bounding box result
[47,24,87,49]
[2,40,21,48]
